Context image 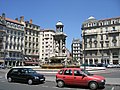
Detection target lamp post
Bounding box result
[83,30,86,70]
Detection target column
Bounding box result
[110,50,113,64]
[11,61,13,67]
[60,39,62,56]
[118,49,120,64]
[7,61,9,67]
[93,58,95,64]
[88,59,90,65]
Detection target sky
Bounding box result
[0,0,120,51]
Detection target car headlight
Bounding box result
[34,76,39,79]
[101,80,105,82]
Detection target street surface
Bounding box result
[0,68,120,90]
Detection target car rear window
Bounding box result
[11,69,19,74]
[58,70,64,75]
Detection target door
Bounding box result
[62,69,74,85]
[18,69,28,82]
[10,69,21,81]
[73,70,87,86]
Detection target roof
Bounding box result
[56,21,63,26]
[40,29,55,33]
[98,16,120,21]
[5,18,24,25]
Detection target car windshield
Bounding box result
[81,69,93,76]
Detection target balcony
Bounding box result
[108,29,120,34]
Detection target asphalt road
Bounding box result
[0,68,120,90]
[0,78,119,90]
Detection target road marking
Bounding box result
[42,85,48,88]
[1,80,5,82]
[111,87,115,90]
[0,76,3,78]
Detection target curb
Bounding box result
[106,84,120,86]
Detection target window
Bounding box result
[74,70,82,76]
[95,43,97,48]
[36,38,38,42]
[101,35,103,40]
[101,43,103,48]
[64,69,72,75]
[89,43,92,48]
[106,35,108,40]
[113,42,117,46]
[113,27,116,31]
[106,43,109,47]
[59,70,64,75]
[11,69,19,74]
[106,27,108,32]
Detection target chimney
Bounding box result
[20,16,24,22]
[30,19,32,24]
[15,18,18,21]
[2,13,5,19]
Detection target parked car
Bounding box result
[107,64,120,68]
[56,68,105,90]
[7,67,45,85]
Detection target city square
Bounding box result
[0,0,120,90]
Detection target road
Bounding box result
[0,68,120,90]
[0,78,119,90]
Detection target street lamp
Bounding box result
[83,30,86,70]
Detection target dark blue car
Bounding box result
[7,67,45,85]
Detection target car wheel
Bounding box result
[28,79,33,85]
[8,77,12,82]
[57,81,64,88]
[89,82,98,90]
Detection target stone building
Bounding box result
[24,19,40,66]
[0,13,25,67]
[39,29,55,63]
[71,38,82,65]
[0,13,6,66]
[82,16,120,65]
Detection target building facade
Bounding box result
[0,13,6,66]
[39,29,55,63]
[71,38,82,65]
[82,16,120,65]
[24,19,40,66]
[0,13,25,67]
[0,13,68,66]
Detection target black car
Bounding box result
[7,67,45,85]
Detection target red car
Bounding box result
[56,68,105,90]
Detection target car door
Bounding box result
[18,69,28,82]
[73,70,87,86]
[62,69,74,85]
[10,68,21,81]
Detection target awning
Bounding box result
[0,60,4,62]
[24,61,39,64]
[25,57,28,60]
[29,57,32,60]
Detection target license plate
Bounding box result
[40,79,44,81]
